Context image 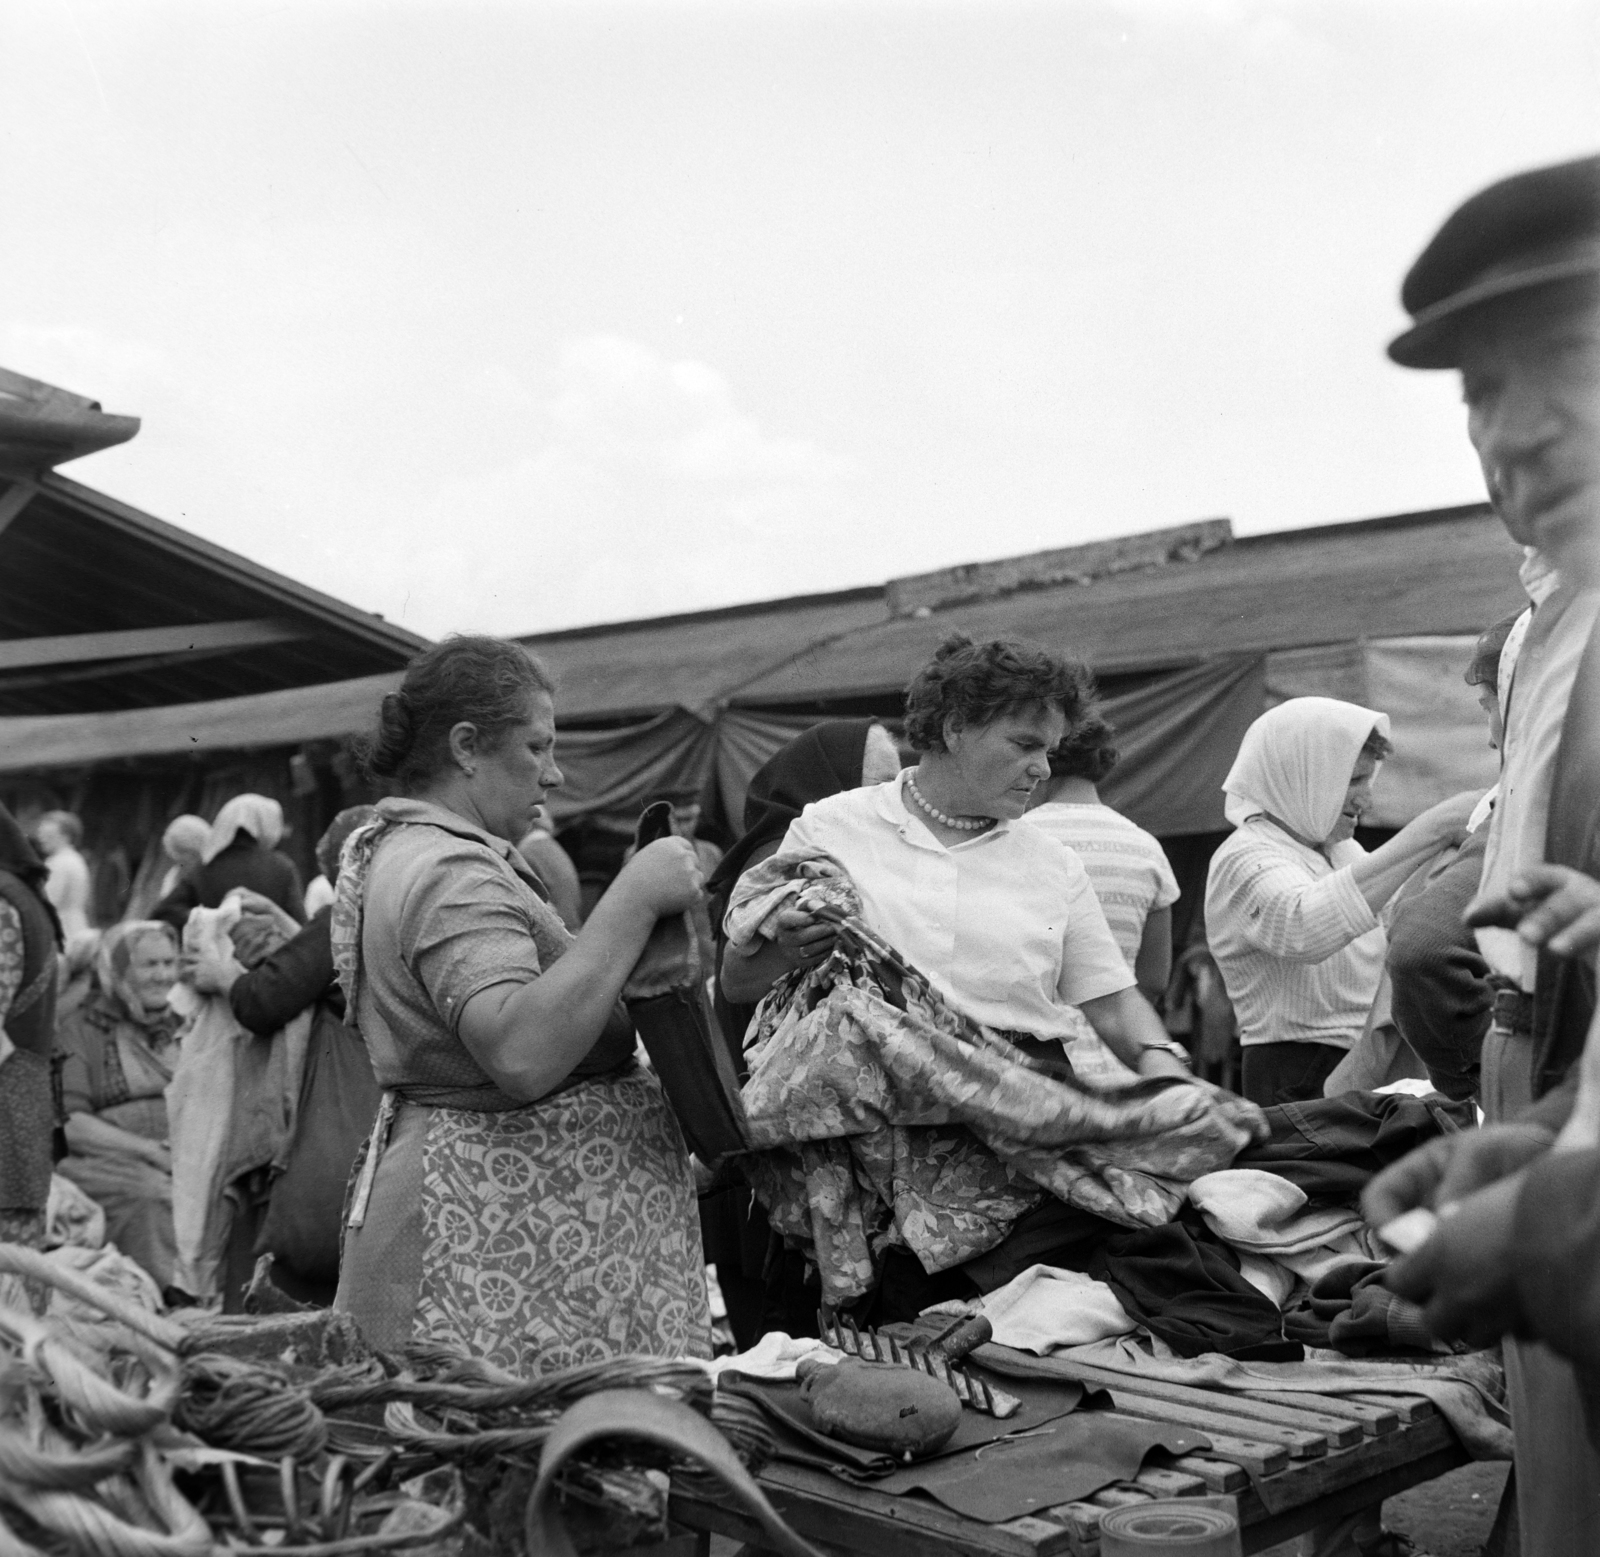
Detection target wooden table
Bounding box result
[669,1370,1476,1555]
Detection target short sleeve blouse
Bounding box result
[355,803,630,1107]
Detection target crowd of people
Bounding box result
[0,153,1595,1554]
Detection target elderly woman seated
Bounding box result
[54,922,184,1290]
[1205,698,1481,1108]
[722,635,1262,1324]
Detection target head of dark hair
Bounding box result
[1465,611,1525,692]
[359,636,554,790]
[1048,705,1120,784]
[903,634,1095,753]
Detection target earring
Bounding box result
[461,765,476,777]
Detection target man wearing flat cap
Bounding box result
[1363,153,1600,1554]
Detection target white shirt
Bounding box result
[1204,816,1384,1051]
[780,773,1133,1038]
[1476,583,1600,988]
[1026,803,1180,969]
[44,847,91,940]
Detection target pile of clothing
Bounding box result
[727,855,1265,1308]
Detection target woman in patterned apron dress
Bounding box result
[332,636,712,1375]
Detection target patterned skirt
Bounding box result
[335,1069,711,1375]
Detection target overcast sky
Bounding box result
[4,1,1596,640]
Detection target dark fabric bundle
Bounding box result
[1233,1090,1476,1206]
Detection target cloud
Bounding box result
[377,335,859,636]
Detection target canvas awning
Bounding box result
[0,634,1495,836]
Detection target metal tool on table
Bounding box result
[815,1309,1021,1419]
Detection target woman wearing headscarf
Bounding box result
[151,795,305,932]
[0,804,62,1276]
[700,718,901,1345]
[54,921,183,1288]
[1204,698,1481,1107]
[189,807,383,1304]
[158,814,210,900]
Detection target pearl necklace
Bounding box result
[905,773,996,832]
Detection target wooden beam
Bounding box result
[0,479,38,538]
[0,618,307,672]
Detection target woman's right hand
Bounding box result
[1413,789,1485,844]
[769,906,839,972]
[615,836,704,918]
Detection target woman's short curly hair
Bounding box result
[903,634,1096,753]
[358,635,554,790]
[1048,705,1119,784]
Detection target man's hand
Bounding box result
[1362,1122,1556,1227]
[1383,1173,1524,1347]
[1466,864,1600,961]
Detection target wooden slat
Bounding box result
[1168,1456,1249,1493]
[1345,1392,1435,1423]
[1095,1393,1329,1458]
[1235,1416,1467,1552]
[0,617,305,671]
[1239,1390,1398,1436]
[1130,1467,1211,1498]
[1049,1369,1363,1452]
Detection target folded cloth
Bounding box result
[1188,1168,1385,1287]
[1082,1220,1292,1359]
[970,1333,1512,1461]
[729,851,1266,1303]
[1232,1090,1475,1206]
[978,1264,1137,1353]
[1283,1260,1442,1357]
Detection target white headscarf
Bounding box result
[202,795,285,864]
[1223,697,1391,843]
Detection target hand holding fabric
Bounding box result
[1361,1121,1556,1228]
[1382,1171,1524,1347]
[770,906,839,971]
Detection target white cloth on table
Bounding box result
[742,772,1133,1040]
[700,1331,843,1381]
[1188,1168,1384,1287]
[976,1263,1137,1353]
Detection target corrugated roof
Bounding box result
[0,472,429,716]
[519,503,1524,718]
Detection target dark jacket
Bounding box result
[1386,827,1493,1102]
[228,907,341,1035]
[152,837,305,933]
[1529,614,1600,1104]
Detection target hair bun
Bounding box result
[365,691,415,778]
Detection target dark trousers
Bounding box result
[1241,1042,1344,1108]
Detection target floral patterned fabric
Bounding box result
[730,853,1268,1304]
[406,1070,712,1374]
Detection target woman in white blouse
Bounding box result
[723,635,1190,1082]
[1204,698,1480,1107]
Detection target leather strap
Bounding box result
[525,1388,825,1557]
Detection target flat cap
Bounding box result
[1388,153,1600,368]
